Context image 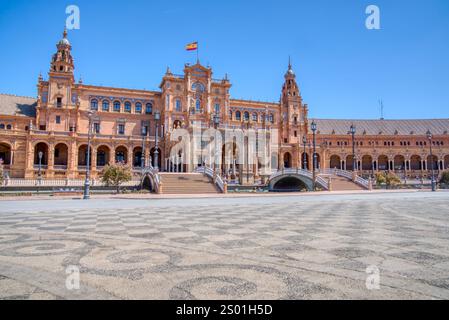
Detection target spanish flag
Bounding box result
[186,42,198,51]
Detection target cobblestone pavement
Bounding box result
[1,192,449,300]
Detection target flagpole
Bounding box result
[196,41,199,63]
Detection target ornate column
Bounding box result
[47,143,55,178]
[68,141,77,179]
[127,147,133,167]
[110,147,115,165]
[91,146,97,177]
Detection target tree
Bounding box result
[385,172,401,188]
[440,170,449,185]
[375,172,386,186]
[100,162,132,193]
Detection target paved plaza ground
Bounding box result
[0,191,449,300]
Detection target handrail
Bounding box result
[3,178,141,187]
[195,166,225,193]
[320,168,369,189]
[140,165,161,192]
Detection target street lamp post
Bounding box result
[427,130,437,192]
[302,135,307,170]
[37,151,43,194]
[213,113,220,173]
[154,111,160,171]
[311,121,317,190]
[350,124,357,172]
[83,110,94,200]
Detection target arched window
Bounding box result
[195,99,201,112]
[214,103,220,114]
[124,101,131,113]
[252,113,258,122]
[269,113,274,123]
[135,102,142,113]
[145,103,153,114]
[191,82,205,92]
[113,101,121,112]
[90,99,98,111]
[229,110,233,120]
[0,124,4,129]
[175,99,182,112]
[235,111,241,121]
[6,124,12,130]
[102,100,110,112]
[243,112,250,121]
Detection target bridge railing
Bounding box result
[3,178,141,187]
[140,165,161,192]
[195,166,225,193]
[320,168,370,189]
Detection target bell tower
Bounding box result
[50,27,74,77]
[36,28,77,134]
[280,58,307,144]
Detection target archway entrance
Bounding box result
[394,155,405,170]
[410,155,422,170]
[133,147,143,168]
[378,155,389,171]
[34,143,49,167]
[427,155,438,171]
[115,146,128,164]
[0,143,12,165]
[283,152,292,168]
[362,155,373,171]
[96,145,110,167]
[330,155,341,170]
[78,145,92,166]
[54,143,68,167]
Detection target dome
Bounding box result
[58,38,70,46]
[57,28,70,46]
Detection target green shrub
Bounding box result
[375,172,386,186]
[100,162,132,193]
[385,172,401,188]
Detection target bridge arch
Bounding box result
[140,168,160,193]
[270,175,310,192]
[267,169,328,192]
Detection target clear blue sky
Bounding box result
[0,0,448,119]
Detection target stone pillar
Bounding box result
[145,143,150,168]
[110,148,115,165]
[127,148,133,167]
[68,141,77,179]
[91,147,97,176]
[47,143,55,178]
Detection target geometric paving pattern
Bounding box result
[1,192,449,299]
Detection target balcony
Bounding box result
[33,164,48,169]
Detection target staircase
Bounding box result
[330,175,365,191]
[159,173,220,194]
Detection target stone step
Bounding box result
[159,173,220,194]
[330,175,364,190]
